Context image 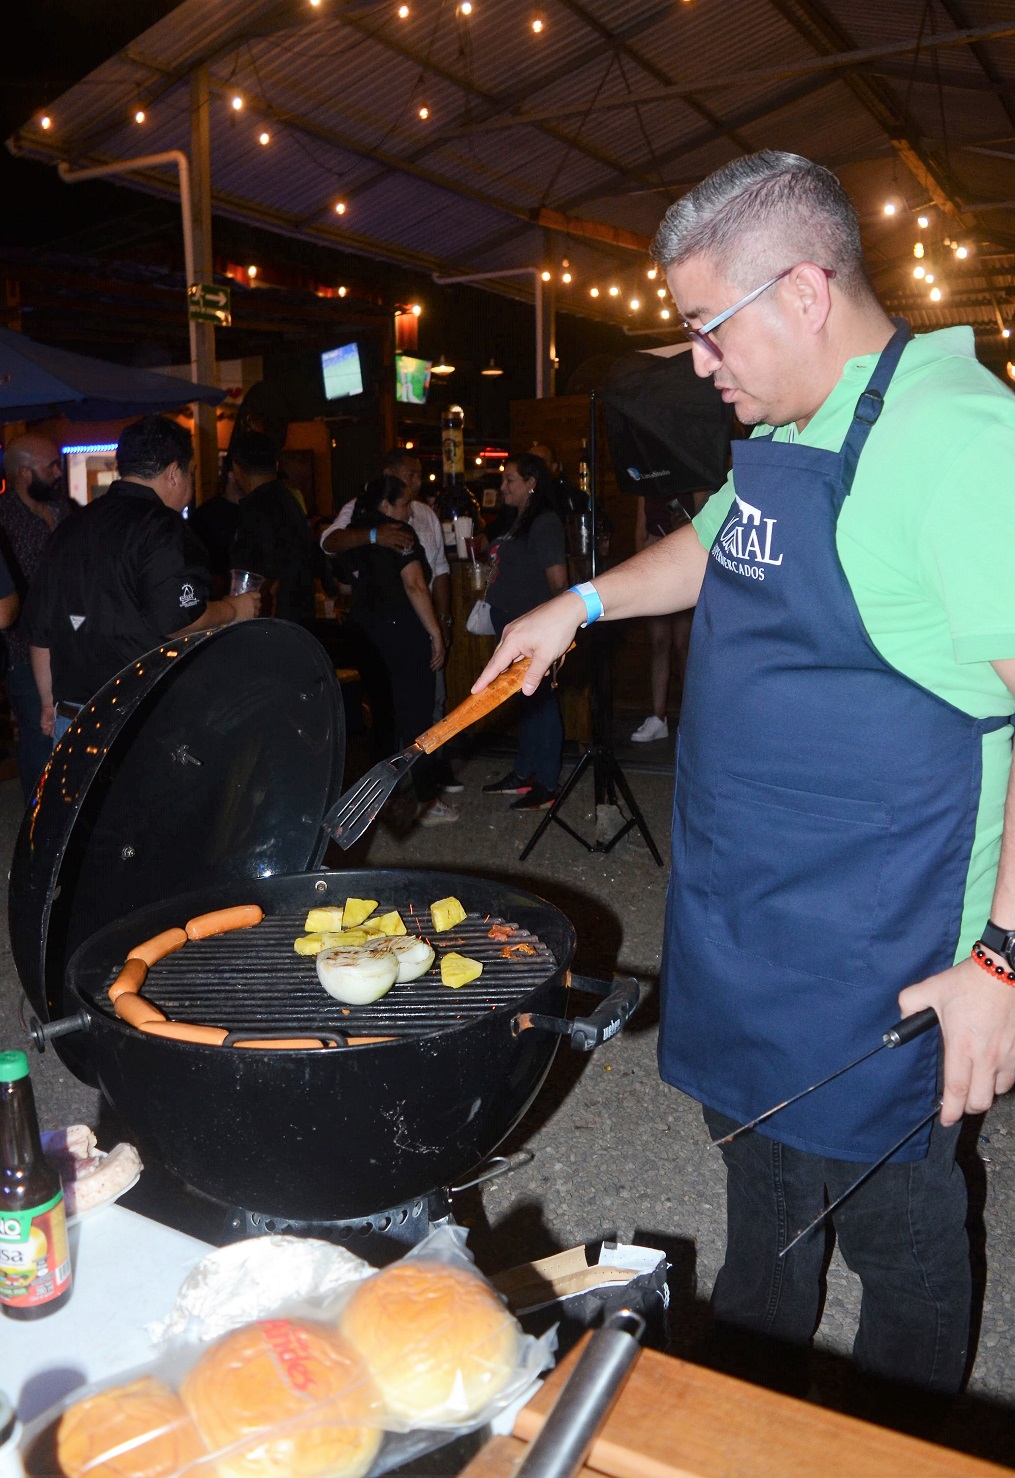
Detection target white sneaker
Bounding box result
[630,715,669,743]
[417,799,460,826]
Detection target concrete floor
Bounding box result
[3,743,1014,1464]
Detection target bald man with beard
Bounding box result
[0,434,74,802]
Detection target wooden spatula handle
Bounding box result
[416,658,530,755]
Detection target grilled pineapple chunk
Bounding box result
[304,906,345,932]
[430,896,467,933]
[361,910,407,938]
[441,952,483,989]
[294,927,369,954]
[343,898,378,928]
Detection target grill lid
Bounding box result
[10,620,346,1024]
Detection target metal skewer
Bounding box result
[778,1103,941,1258]
[707,1006,939,1149]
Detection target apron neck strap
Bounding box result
[840,318,911,492]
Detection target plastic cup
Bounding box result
[454,516,474,559]
[229,569,266,596]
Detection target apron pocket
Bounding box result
[706,773,891,985]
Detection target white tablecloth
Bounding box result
[4,1205,211,1423]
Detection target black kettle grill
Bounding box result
[9,621,638,1230]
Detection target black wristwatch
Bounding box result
[980,920,1015,970]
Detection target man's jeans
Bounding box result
[7,659,52,806]
[703,1104,970,1394]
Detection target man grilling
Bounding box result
[474,151,1015,1399]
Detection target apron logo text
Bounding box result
[714,496,783,580]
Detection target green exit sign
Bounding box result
[188,283,231,326]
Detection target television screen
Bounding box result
[321,342,364,400]
[395,353,431,405]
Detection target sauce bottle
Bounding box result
[0,1050,72,1319]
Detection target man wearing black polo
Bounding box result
[26,416,259,743]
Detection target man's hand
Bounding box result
[899,954,1015,1124]
[473,591,585,697]
[40,703,54,739]
[377,523,414,553]
[231,590,261,622]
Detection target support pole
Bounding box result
[431,267,552,399]
[189,66,218,504]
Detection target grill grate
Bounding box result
[94,910,557,1039]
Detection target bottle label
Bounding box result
[442,427,465,479]
[0,1193,71,1308]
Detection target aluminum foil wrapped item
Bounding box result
[148,1235,371,1345]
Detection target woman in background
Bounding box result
[345,475,457,827]
[482,453,568,811]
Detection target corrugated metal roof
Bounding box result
[8,0,1015,342]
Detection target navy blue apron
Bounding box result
[659,322,1011,1162]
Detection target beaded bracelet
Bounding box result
[971,941,1015,985]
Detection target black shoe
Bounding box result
[483,771,532,795]
[510,782,557,811]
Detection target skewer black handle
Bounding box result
[883,1006,938,1047]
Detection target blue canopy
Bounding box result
[0,328,224,422]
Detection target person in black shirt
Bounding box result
[229,432,316,625]
[344,475,456,827]
[26,416,260,743]
[190,455,246,597]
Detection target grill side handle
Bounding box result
[512,974,641,1053]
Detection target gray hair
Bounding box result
[651,151,869,298]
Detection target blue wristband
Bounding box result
[569,581,603,627]
[369,527,377,545]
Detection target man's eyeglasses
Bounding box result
[681,265,836,363]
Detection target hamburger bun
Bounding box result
[180,1319,381,1478]
[339,1262,519,1425]
[56,1376,204,1478]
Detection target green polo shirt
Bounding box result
[693,327,1015,958]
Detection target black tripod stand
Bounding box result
[521,392,663,866]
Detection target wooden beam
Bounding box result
[532,208,651,254]
[890,139,973,226]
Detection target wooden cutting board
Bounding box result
[461,1340,1012,1478]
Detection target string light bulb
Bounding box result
[608,285,619,297]
[258,130,270,145]
[40,115,52,130]
[589,286,600,298]
[540,270,551,282]
[647,267,658,280]
[629,298,641,310]
[913,266,925,279]
[913,242,924,258]
[231,95,243,111]
[398,3,409,13]
[418,105,429,119]
[334,200,347,214]
[1003,328,1011,339]
[134,109,146,125]
[248,266,258,279]
[531,14,545,32]
[925,273,935,284]
[410,303,422,315]
[338,286,348,297]
[657,287,667,298]
[917,215,929,228]
[930,286,942,301]
[661,308,671,320]
[562,271,572,284]
[458,0,473,12]
[883,201,896,216]
[956,245,969,259]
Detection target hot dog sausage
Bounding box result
[185,905,263,941]
[139,1021,229,1046]
[114,993,167,1028]
[127,928,188,967]
[107,958,148,1001]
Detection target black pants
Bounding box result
[703,1104,971,1395]
[490,608,562,790]
[350,609,438,803]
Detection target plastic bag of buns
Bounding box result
[19,1227,555,1478]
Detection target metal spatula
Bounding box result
[323,655,537,848]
